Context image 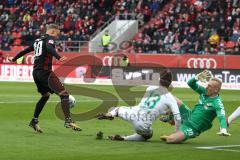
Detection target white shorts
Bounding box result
[117,106,153,137]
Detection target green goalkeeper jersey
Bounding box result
[185,78,227,133]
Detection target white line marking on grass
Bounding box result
[210,149,240,152]
[196,145,240,153]
[197,145,240,148]
[0,99,135,104]
[0,101,59,104]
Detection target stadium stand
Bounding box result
[0,0,165,52]
[0,0,239,55]
[133,0,240,55]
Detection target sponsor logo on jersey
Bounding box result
[48,39,54,44]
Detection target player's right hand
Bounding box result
[195,70,213,82]
[59,56,67,62]
[217,128,231,136]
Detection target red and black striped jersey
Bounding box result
[13,34,61,71]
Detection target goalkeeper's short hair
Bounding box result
[211,77,222,90]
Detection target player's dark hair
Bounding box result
[160,69,172,88]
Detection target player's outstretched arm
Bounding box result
[12,45,34,62]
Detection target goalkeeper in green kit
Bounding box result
[161,70,231,144]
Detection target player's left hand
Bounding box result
[217,128,231,136]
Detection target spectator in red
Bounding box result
[0,50,7,63]
[143,5,152,22]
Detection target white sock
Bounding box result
[108,107,119,117]
[228,107,240,124]
[123,133,146,141]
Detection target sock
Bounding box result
[228,107,240,124]
[33,96,49,118]
[31,117,39,123]
[123,133,146,141]
[108,107,119,117]
[60,95,71,120]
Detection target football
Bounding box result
[69,95,76,108]
[1,0,240,159]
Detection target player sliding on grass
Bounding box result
[160,70,230,144]
[97,70,182,141]
[10,24,81,133]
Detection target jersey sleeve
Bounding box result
[167,94,182,131]
[12,44,34,61]
[214,99,228,129]
[46,39,61,60]
[187,77,206,95]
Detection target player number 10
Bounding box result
[34,40,43,56]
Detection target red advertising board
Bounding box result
[0,64,89,81]
[2,51,240,69]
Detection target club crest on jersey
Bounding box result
[48,39,54,44]
[203,103,210,109]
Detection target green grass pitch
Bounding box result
[0,82,239,160]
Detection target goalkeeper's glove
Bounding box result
[159,113,175,126]
[217,128,231,136]
[195,70,213,82]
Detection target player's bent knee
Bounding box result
[42,92,50,98]
[59,90,69,97]
[137,129,153,141]
[40,93,50,102]
[59,91,69,102]
[143,133,153,140]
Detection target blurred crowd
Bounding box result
[1,0,239,55]
[0,0,163,52]
[133,0,240,55]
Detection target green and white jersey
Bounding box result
[186,78,227,133]
[138,86,181,130]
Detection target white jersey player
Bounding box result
[97,70,181,141]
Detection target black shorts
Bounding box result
[32,70,65,95]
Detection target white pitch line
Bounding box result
[0,100,59,104]
[196,145,240,153]
[197,145,240,149]
[210,149,240,153]
[0,99,138,104]
[0,99,240,104]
